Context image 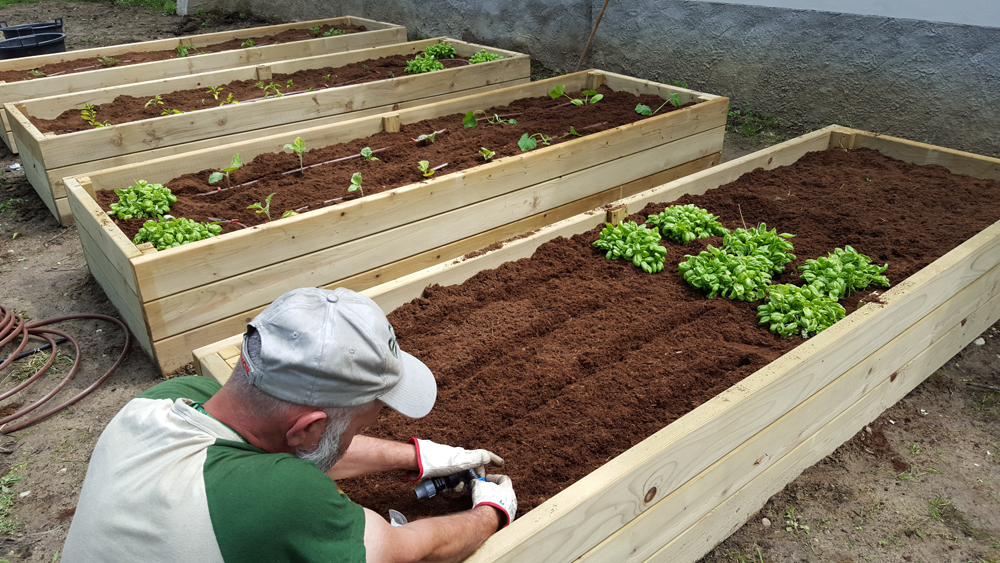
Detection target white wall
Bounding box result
[686,0,1000,28]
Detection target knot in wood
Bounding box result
[643,487,657,504]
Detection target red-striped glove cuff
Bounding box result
[406,437,423,481]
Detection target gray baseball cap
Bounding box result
[240,287,437,418]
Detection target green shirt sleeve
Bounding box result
[203,440,367,563]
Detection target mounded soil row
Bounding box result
[31,55,481,134]
[0,23,365,84]
[336,148,1000,521]
[95,85,692,239]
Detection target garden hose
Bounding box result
[0,305,131,434]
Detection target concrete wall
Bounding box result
[178,0,1000,157]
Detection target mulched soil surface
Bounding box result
[0,23,364,84]
[95,85,692,237]
[336,147,1000,521]
[31,53,421,134]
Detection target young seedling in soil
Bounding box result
[679,245,776,301]
[206,86,224,100]
[208,153,242,189]
[247,193,276,222]
[798,245,889,299]
[108,179,176,220]
[723,223,796,273]
[348,172,364,196]
[284,137,307,175]
[27,69,45,78]
[469,49,503,64]
[144,95,164,109]
[97,56,120,67]
[592,220,667,273]
[757,283,846,338]
[81,104,110,128]
[281,210,299,218]
[324,29,345,37]
[635,93,682,116]
[479,147,495,161]
[417,160,434,178]
[646,204,729,244]
[518,133,552,151]
[241,38,255,48]
[220,93,239,106]
[161,108,185,115]
[560,126,582,138]
[175,44,198,57]
[423,42,457,59]
[360,147,379,161]
[413,131,438,145]
[463,110,518,128]
[549,84,603,106]
[309,25,323,37]
[255,81,283,99]
[133,216,222,250]
[404,54,444,74]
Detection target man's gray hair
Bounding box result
[226,331,370,471]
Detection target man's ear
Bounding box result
[285,410,328,449]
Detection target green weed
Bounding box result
[727,102,784,144]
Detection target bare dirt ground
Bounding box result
[0,3,996,562]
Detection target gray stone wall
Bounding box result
[179,0,1000,157]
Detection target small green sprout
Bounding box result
[144,94,164,108]
[323,29,346,37]
[635,93,683,116]
[247,193,275,222]
[208,153,242,188]
[206,86,224,100]
[97,55,120,67]
[240,38,255,48]
[81,104,111,128]
[309,25,323,37]
[468,50,503,64]
[348,172,364,196]
[549,84,602,106]
[219,93,240,106]
[284,136,306,174]
[161,108,185,115]
[417,160,434,177]
[414,131,437,144]
[28,69,45,78]
[360,147,379,161]
[517,133,552,151]
[281,210,299,218]
[176,44,197,57]
[479,147,495,161]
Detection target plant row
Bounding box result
[592,204,889,338]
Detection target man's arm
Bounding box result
[362,506,500,563]
[327,436,418,480]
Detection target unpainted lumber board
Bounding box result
[128,94,728,302]
[44,79,529,200]
[65,179,141,293]
[576,260,1000,563]
[643,287,1000,563]
[0,17,396,72]
[850,131,1000,180]
[182,154,722,378]
[198,353,234,385]
[142,128,723,340]
[191,334,243,377]
[600,70,723,104]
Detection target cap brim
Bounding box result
[378,350,437,418]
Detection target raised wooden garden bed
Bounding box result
[64,70,727,374]
[191,125,1000,563]
[10,38,527,225]
[0,16,404,154]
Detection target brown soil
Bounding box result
[31,54,414,134]
[93,86,693,238]
[336,148,1000,522]
[0,22,364,84]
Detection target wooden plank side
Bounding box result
[44,78,531,200]
[0,17,388,72]
[849,131,1000,180]
[192,333,243,378]
[142,128,723,340]
[645,288,1000,563]
[463,212,1000,562]
[600,70,723,103]
[65,180,142,293]
[577,260,1000,563]
[129,93,728,301]
[29,47,529,169]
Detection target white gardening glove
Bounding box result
[407,438,504,481]
[471,474,517,530]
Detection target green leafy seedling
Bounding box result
[404,54,445,74]
[247,193,275,222]
[479,147,495,161]
[161,108,185,115]
[423,42,457,59]
[133,216,222,250]
[414,131,437,144]
[108,179,177,220]
[561,126,582,138]
[208,153,242,188]
[360,147,379,161]
[206,86,224,100]
[81,104,111,128]
[798,245,889,299]
[144,94,164,108]
[309,25,323,37]
[469,49,503,64]
[348,172,364,196]
[518,133,552,152]
[757,283,846,338]
[240,38,255,48]
[98,55,120,67]
[219,93,239,106]
[592,221,667,273]
[723,223,796,273]
[176,44,197,57]
[635,93,683,116]
[28,69,45,78]
[284,136,306,174]
[549,84,601,106]
[324,29,346,37]
[678,245,776,301]
[281,210,298,219]
[417,160,434,178]
[647,204,729,244]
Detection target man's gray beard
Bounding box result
[296,416,344,473]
